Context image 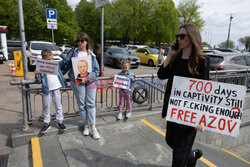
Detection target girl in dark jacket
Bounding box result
[157,24,210,167]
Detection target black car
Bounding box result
[7,40,21,60]
[104,46,140,68]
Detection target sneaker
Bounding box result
[193,149,203,159]
[40,123,51,134]
[126,112,132,118]
[117,112,123,120]
[90,128,100,140]
[82,125,89,136]
[58,123,66,131]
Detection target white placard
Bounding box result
[72,57,92,84]
[113,75,131,91]
[166,76,247,137]
[36,59,59,75]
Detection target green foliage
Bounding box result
[75,0,102,45]
[0,0,19,39]
[218,40,235,49]
[202,42,211,48]
[177,0,205,30]
[238,36,250,50]
[0,0,80,45]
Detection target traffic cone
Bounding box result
[11,62,16,76]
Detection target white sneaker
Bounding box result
[117,112,123,120]
[82,125,89,136]
[90,128,100,140]
[126,112,132,118]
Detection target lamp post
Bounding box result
[226,14,233,49]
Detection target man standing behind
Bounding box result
[156,47,165,68]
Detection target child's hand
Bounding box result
[34,69,40,78]
[81,78,86,84]
[195,125,204,132]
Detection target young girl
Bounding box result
[117,59,135,120]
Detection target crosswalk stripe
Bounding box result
[31,137,43,167]
[141,119,217,167]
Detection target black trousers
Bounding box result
[166,121,198,167]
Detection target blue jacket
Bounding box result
[117,70,135,93]
[35,54,69,94]
[64,49,100,84]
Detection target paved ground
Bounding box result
[1,60,250,167]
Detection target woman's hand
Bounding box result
[130,76,134,80]
[195,125,204,132]
[162,40,179,68]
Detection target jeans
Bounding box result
[42,89,63,124]
[119,90,132,113]
[70,78,97,125]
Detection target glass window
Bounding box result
[231,56,247,65]
[208,55,224,64]
[245,56,250,66]
[31,43,58,51]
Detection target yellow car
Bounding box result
[133,47,165,66]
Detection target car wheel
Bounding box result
[148,60,154,67]
[0,59,3,64]
[28,59,35,71]
[113,59,120,69]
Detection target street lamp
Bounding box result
[226,14,233,49]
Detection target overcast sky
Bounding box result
[66,0,250,49]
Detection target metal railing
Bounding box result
[10,69,250,127]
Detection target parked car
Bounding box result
[0,48,4,64]
[26,41,62,71]
[104,46,140,68]
[133,47,164,67]
[7,40,22,60]
[57,44,72,53]
[207,53,250,71]
[125,45,148,54]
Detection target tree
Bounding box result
[218,40,235,49]
[238,36,250,50]
[202,42,211,48]
[176,0,205,30]
[75,0,102,45]
[149,0,179,46]
[0,0,19,39]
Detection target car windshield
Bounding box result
[148,48,159,54]
[110,48,129,54]
[31,43,59,51]
[208,55,224,64]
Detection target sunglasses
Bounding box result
[76,39,87,43]
[175,34,188,40]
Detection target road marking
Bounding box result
[221,148,250,164]
[31,137,43,167]
[141,119,217,167]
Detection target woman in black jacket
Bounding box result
[157,24,210,167]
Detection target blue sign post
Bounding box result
[46,9,57,43]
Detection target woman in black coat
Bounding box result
[157,24,210,167]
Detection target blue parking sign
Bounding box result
[46,8,57,19]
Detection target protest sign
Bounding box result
[36,59,59,75]
[166,76,247,137]
[72,57,92,84]
[113,75,131,90]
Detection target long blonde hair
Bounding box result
[170,24,206,76]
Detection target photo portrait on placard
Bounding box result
[72,57,92,84]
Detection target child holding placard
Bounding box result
[116,58,135,120]
[34,49,68,134]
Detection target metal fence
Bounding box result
[10,69,250,126]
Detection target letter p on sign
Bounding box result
[46,8,57,19]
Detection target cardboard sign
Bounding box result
[72,57,92,84]
[113,75,131,90]
[36,59,59,75]
[14,51,23,76]
[166,76,247,137]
